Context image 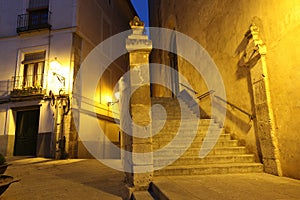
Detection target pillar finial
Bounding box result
[129,16,145,28]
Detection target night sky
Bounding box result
[131,0,149,27]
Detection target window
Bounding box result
[21,52,45,88]
[17,0,50,33]
[28,9,49,29]
[28,0,49,29]
[29,0,49,9]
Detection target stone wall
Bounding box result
[149,0,300,179]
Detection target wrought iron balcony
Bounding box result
[10,75,46,97]
[17,11,51,33]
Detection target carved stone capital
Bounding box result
[250,23,267,55]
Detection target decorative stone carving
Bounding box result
[250,23,267,55]
[129,16,145,28]
[248,23,282,176]
[126,17,152,52]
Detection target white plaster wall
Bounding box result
[50,0,76,30]
[47,31,73,94]
[0,39,20,78]
[0,0,76,156]
[0,0,76,37]
[39,101,54,133]
[7,109,15,135]
[0,0,77,94]
[2,101,54,134]
[0,110,6,135]
[0,0,24,37]
[0,31,74,95]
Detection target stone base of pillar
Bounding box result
[122,182,151,200]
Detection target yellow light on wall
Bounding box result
[48,57,69,94]
[106,96,112,104]
[107,92,120,106]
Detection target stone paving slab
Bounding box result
[152,173,300,200]
[1,157,125,200]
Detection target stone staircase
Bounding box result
[151,97,263,176]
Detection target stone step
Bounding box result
[154,147,247,157]
[151,104,191,109]
[204,147,248,155]
[151,97,262,177]
[152,104,194,109]
[152,133,231,142]
[154,118,214,123]
[153,140,238,149]
[152,126,220,133]
[153,129,227,136]
[152,119,216,127]
[152,106,194,111]
[152,120,219,131]
[154,163,263,176]
[132,191,154,200]
[152,105,193,110]
[152,133,230,143]
[152,98,183,103]
[153,115,199,120]
[153,142,237,150]
[154,154,255,166]
[148,182,168,200]
[153,130,225,138]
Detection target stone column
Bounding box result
[123,16,153,194]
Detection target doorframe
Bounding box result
[12,105,41,156]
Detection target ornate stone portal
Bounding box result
[249,23,282,176]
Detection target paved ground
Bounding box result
[1,157,300,200]
[1,157,125,200]
[153,174,300,200]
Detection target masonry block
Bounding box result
[132,152,153,165]
[131,105,151,126]
[130,85,151,105]
[132,143,152,153]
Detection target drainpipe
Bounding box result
[56,91,70,159]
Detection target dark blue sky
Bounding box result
[131,0,149,27]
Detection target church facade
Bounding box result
[148,0,300,179]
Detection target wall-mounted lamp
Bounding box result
[50,57,61,70]
[114,91,120,100]
[107,91,120,106]
[50,57,66,92]
[53,72,66,87]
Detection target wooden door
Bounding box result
[14,109,40,156]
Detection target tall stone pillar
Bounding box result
[123,16,153,195]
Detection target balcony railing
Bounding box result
[11,74,46,97]
[17,12,51,33]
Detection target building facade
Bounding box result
[0,0,136,159]
[149,0,300,179]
